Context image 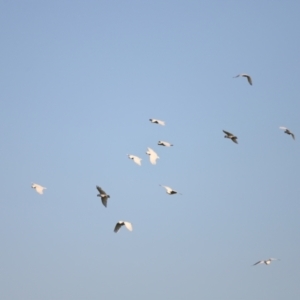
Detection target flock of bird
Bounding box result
[30,73,295,266]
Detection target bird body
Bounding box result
[146,147,159,165]
[31,183,46,195]
[128,154,142,166]
[149,119,165,126]
[223,130,238,144]
[233,73,252,85]
[114,221,133,233]
[96,186,110,207]
[279,126,295,140]
[253,258,279,266]
[159,185,182,195]
[158,141,173,147]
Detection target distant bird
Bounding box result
[31,183,46,195]
[146,147,159,165]
[114,221,133,233]
[127,154,142,166]
[253,258,280,266]
[149,119,165,126]
[279,126,295,140]
[223,130,238,144]
[158,140,173,147]
[233,73,252,85]
[159,185,182,195]
[96,186,110,207]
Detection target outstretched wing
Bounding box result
[101,196,108,208]
[124,222,133,231]
[96,186,105,194]
[245,75,252,85]
[114,222,124,233]
[232,137,238,144]
[223,130,233,137]
[253,260,263,266]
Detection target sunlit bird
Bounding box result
[31,183,46,195]
[223,130,238,144]
[158,140,173,147]
[127,154,142,166]
[146,147,159,165]
[96,186,110,207]
[149,118,165,126]
[159,185,182,195]
[253,258,280,266]
[114,221,133,233]
[233,73,252,85]
[279,126,295,140]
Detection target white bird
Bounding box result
[114,221,133,233]
[253,258,280,266]
[146,147,159,165]
[31,183,46,195]
[279,126,295,140]
[159,185,182,195]
[223,130,238,144]
[149,119,165,126]
[127,154,142,166]
[233,73,252,85]
[96,186,110,207]
[158,140,173,147]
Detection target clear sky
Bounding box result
[1,1,300,299]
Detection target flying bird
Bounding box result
[223,130,238,144]
[233,73,252,85]
[159,185,182,195]
[146,147,159,165]
[279,126,295,140]
[31,183,46,195]
[253,258,280,266]
[114,221,133,233]
[127,154,142,166]
[158,141,173,147]
[96,186,110,207]
[149,119,165,126]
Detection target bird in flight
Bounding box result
[223,130,238,144]
[253,258,280,266]
[31,183,46,195]
[96,186,110,207]
[146,147,159,165]
[279,126,295,140]
[158,141,173,147]
[159,185,182,195]
[127,154,142,166]
[233,73,252,85]
[114,221,133,233]
[149,119,165,126]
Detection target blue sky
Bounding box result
[1,1,300,299]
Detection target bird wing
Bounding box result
[223,130,233,137]
[253,261,263,266]
[164,186,172,193]
[233,74,240,78]
[157,120,165,126]
[232,137,238,144]
[96,186,105,194]
[101,196,108,207]
[291,133,295,140]
[150,154,158,165]
[133,156,142,165]
[114,222,124,233]
[36,186,44,194]
[124,222,133,231]
[245,75,252,85]
[279,126,287,131]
